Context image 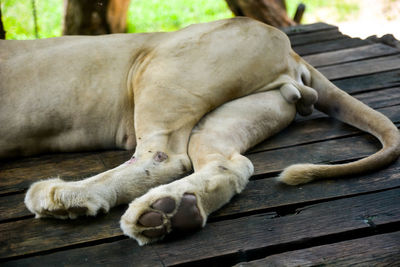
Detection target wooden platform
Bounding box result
[1,23,400,266]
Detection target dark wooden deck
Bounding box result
[1,23,400,266]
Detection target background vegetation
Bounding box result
[1,0,360,40]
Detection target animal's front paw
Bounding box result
[25,178,111,219]
[120,190,205,245]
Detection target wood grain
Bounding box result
[2,239,162,267]
[0,153,107,195]
[303,43,399,67]
[319,54,400,80]
[333,69,400,93]
[289,28,345,46]
[0,206,126,259]
[282,22,337,36]
[294,37,368,56]
[235,231,400,267]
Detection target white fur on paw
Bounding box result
[24,178,110,219]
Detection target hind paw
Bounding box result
[120,191,205,245]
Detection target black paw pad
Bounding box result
[139,211,163,227]
[152,197,176,213]
[142,227,167,238]
[171,193,203,231]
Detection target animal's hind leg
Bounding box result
[120,90,296,245]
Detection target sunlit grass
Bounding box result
[2,0,62,39]
[287,0,360,23]
[1,0,360,40]
[127,0,232,33]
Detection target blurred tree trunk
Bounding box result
[225,0,296,27]
[63,0,130,35]
[0,7,5,39]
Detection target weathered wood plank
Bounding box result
[0,151,102,171]
[153,189,400,266]
[295,97,400,124]
[289,28,345,46]
[303,43,399,67]
[235,231,400,267]
[282,22,337,36]
[0,153,107,195]
[2,239,162,267]
[293,37,368,56]
[333,69,400,93]
[319,54,400,80]
[0,206,126,259]
[354,86,400,108]
[4,189,399,265]
[0,194,29,222]
[98,149,133,169]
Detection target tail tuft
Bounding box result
[277,164,319,185]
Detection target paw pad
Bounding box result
[171,194,203,231]
[151,197,175,213]
[134,193,203,239]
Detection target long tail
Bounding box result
[278,59,400,185]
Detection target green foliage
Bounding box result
[2,0,62,40]
[286,0,360,23]
[1,0,232,40]
[127,0,233,33]
[1,0,360,40]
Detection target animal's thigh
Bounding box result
[189,90,297,165]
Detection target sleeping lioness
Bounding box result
[1,18,399,245]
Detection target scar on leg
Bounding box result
[126,156,138,164]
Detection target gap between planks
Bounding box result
[234,231,400,267]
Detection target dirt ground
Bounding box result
[308,0,400,40]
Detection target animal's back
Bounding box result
[0,34,154,156]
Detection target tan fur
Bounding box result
[1,18,399,245]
